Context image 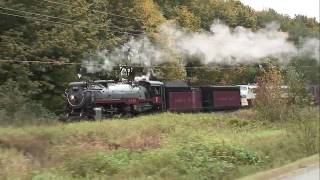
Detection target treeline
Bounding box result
[0,0,319,115]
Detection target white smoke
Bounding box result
[84,20,319,72]
[160,21,297,64]
[84,37,163,73]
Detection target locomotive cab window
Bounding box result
[151,86,161,96]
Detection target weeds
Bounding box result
[0,110,318,179]
[0,148,32,180]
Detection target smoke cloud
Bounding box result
[84,37,163,73]
[84,21,319,72]
[161,21,297,64]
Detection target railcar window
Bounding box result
[240,87,248,91]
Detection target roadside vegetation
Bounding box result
[0,108,318,180]
[0,0,319,179]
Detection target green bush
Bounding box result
[0,79,56,126]
[121,149,191,180]
[290,108,320,155]
[175,137,261,179]
[62,150,132,178]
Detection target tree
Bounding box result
[173,6,201,31]
[255,64,287,121]
[133,0,165,34]
[220,65,257,85]
[290,57,320,85]
[285,66,310,106]
[0,0,122,112]
[256,9,293,31]
[153,50,187,81]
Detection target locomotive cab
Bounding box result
[148,81,165,110]
[135,80,165,110]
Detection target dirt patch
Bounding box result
[77,138,121,151]
[0,149,32,180]
[0,135,49,160]
[120,128,162,150]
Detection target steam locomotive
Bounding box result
[62,78,241,120]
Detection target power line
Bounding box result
[43,0,142,21]
[0,59,80,65]
[0,10,145,61]
[0,10,138,36]
[0,12,143,36]
[0,10,81,26]
[0,6,145,34]
[0,11,141,36]
[0,59,317,69]
[0,59,241,68]
[0,10,132,50]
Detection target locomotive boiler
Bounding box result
[63,79,164,120]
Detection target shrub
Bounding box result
[176,139,261,179]
[290,108,320,155]
[62,150,132,178]
[285,66,311,106]
[0,79,56,125]
[120,149,191,180]
[255,64,288,121]
[0,79,27,118]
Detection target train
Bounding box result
[62,79,241,120]
[62,75,319,121]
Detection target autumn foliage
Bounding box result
[255,65,287,121]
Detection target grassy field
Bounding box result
[0,109,318,180]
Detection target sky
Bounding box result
[240,0,320,21]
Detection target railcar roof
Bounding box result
[164,81,189,88]
[200,85,240,90]
[237,85,258,88]
[94,80,115,83]
[68,81,87,86]
[147,80,164,86]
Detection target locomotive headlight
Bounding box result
[70,95,75,100]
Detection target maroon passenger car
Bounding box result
[200,86,241,111]
[164,81,241,112]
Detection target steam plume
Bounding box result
[84,21,319,73]
[161,21,297,64]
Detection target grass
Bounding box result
[0,109,318,180]
[239,154,319,180]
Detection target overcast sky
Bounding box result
[240,0,319,21]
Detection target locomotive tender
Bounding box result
[63,79,241,120]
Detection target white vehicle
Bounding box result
[237,85,258,107]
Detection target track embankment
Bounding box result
[239,155,319,180]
